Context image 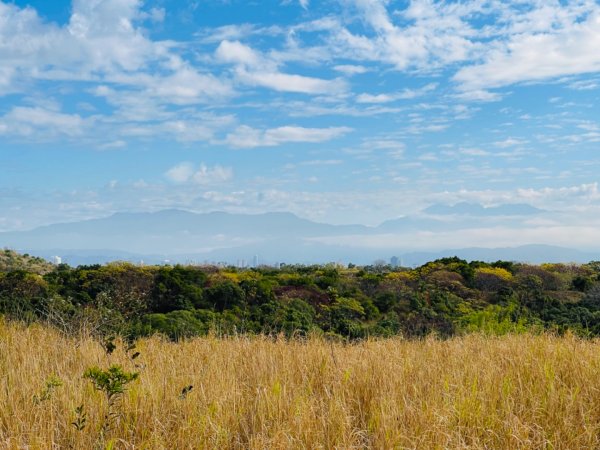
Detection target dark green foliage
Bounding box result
[151,266,205,312]
[491,260,516,274]
[582,285,600,308]
[239,278,275,305]
[142,310,211,340]
[315,267,340,290]
[420,257,475,284]
[202,281,245,311]
[258,298,316,336]
[374,292,395,314]
[0,270,49,321]
[324,297,366,338]
[572,275,594,292]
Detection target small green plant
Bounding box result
[84,365,138,433]
[84,365,139,399]
[71,404,87,431]
[33,375,63,404]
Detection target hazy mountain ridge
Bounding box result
[423,202,545,217]
[1,208,597,266]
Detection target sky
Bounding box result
[1,0,600,247]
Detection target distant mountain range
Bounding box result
[0,208,597,266]
[424,202,545,216]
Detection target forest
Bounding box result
[2,249,600,340]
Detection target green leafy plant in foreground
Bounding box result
[71,404,87,431]
[84,364,138,434]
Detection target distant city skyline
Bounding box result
[1,0,600,250]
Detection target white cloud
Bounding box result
[225,125,352,148]
[453,89,502,102]
[216,40,346,94]
[197,23,283,44]
[0,106,86,138]
[333,64,369,75]
[332,0,477,71]
[460,148,489,157]
[0,0,230,105]
[165,162,233,185]
[118,113,234,143]
[192,165,233,185]
[237,68,344,94]
[356,93,395,104]
[0,0,154,76]
[406,123,449,134]
[216,39,261,66]
[0,66,17,95]
[146,67,232,104]
[199,24,255,44]
[77,83,236,143]
[454,4,600,92]
[569,79,599,90]
[356,83,437,103]
[165,163,195,183]
[493,138,528,148]
[517,183,600,203]
[99,140,126,150]
[300,159,343,166]
[316,1,600,99]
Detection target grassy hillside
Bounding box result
[1,321,599,449]
[0,249,54,274]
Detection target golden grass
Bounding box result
[1,321,600,449]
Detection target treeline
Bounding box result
[2,252,600,340]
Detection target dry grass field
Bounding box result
[1,320,600,449]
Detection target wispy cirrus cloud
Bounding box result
[356,83,438,104]
[215,40,346,94]
[225,125,352,148]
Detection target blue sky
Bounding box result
[1,0,600,248]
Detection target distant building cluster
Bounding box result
[390,256,403,267]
